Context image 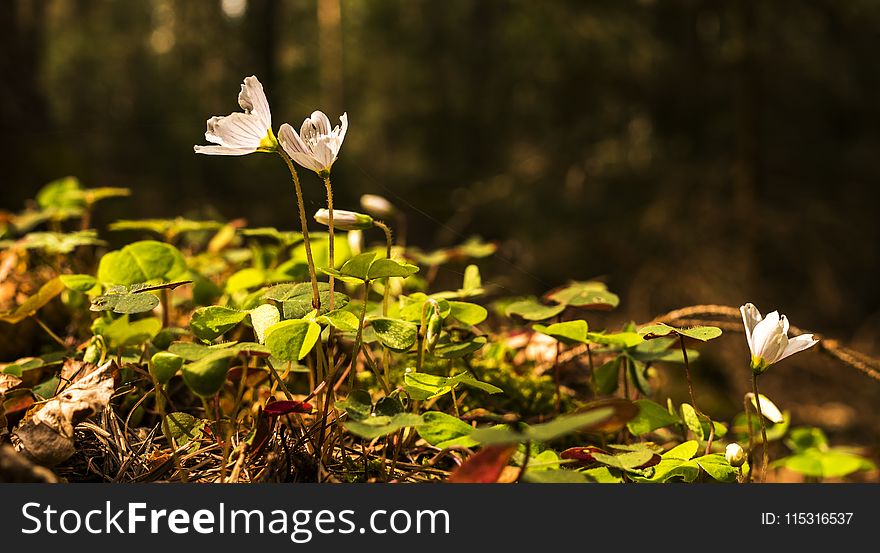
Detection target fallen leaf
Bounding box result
[264,400,313,417]
[14,360,115,467]
[0,444,59,483]
[448,444,517,483]
[0,373,22,395]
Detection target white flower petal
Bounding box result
[194,145,257,156]
[238,76,272,131]
[762,333,789,365]
[279,123,311,156]
[747,393,784,423]
[280,111,348,174]
[290,151,325,174]
[311,111,332,136]
[338,112,349,144]
[195,76,273,156]
[750,310,780,359]
[779,334,818,362]
[740,303,762,355]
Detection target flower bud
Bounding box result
[725,443,746,467]
[360,194,396,218]
[424,300,443,354]
[313,209,374,231]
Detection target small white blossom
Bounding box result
[740,303,818,374]
[725,443,746,467]
[194,75,277,156]
[278,111,348,176]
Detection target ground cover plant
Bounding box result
[1,76,877,484]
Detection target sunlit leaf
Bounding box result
[344,413,425,440]
[504,298,565,321]
[627,399,682,435]
[264,319,321,361]
[546,281,619,310]
[189,306,248,342]
[533,320,588,344]
[181,350,236,397]
[97,240,188,285]
[471,408,614,445]
[417,411,478,448]
[639,322,722,342]
[369,317,418,351]
[0,277,66,324]
[432,336,488,359]
[367,258,419,280]
[59,274,97,293]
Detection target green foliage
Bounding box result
[150,351,183,384]
[264,319,321,361]
[504,298,565,321]
[369,318,418,351]
[98,240,188,285]
[4,168,866,485]
[533,320,588,344]
[95,315,162,348]
[181,350,235,397]
[546,281,619,310]
[403,371,503,401]
[189,306,248,341]
[772,427,876,479]
[0,231,106,254]
[639,322,722,342]
[471,408,614,445]
[627,399,682,435]
[417,412,478,448]
[162,412,206,450]
[0,276,66,323]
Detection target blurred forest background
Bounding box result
[2,1,879,355]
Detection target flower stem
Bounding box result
[679,335,698,410]
[322,175,335,310]
[348,282,370,389]
[278,151,321,310]
[743,392,754,483]
[374,220,393,317]
[751,373,769,482]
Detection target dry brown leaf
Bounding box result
[447,445,517,483]
[0,444,59,483]
[0,373,22,395]
[13,360,115,467]
[59,358,118,386]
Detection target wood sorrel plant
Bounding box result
[740,303,818,481]
[194,75,328,311]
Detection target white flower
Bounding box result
[194,75,277,156]
[740,303,818,374]
[725,443,746,467]
[278,111,348,176]
[313,208,374,231]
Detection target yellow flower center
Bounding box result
[258,129,279,152]
[750,355,769,375]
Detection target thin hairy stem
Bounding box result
[752,373,769,482]
[278,151,321,310]
[323,175,336,309]
[374,220,393,316]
